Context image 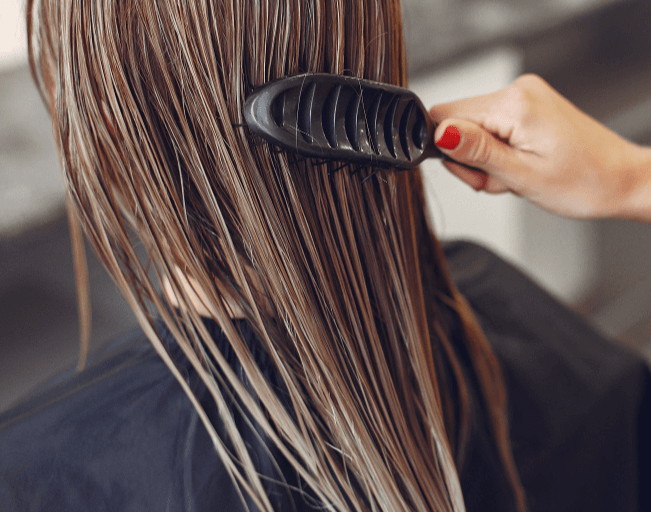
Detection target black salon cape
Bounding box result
[1,241,649,511]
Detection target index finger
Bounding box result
[428,87,508,125]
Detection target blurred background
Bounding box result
[2,0,651,412]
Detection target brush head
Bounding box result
[243,73,442,169]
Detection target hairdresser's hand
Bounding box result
[429,74,651,222]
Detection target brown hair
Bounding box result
[27,0,525,510]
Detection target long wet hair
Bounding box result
[27,0,526,510]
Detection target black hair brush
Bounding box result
[243,73,444,169]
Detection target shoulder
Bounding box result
[444,240,651,512]
[442,239,649,440]
[0,325,206,511]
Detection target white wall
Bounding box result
[0,0,28,71]
[412,47,597,303]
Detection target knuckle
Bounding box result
[506,73,549,123]
[514,73,547,91]
[466,132,492,167]
[511,74,550,105]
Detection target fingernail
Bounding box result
[435,125,461,150]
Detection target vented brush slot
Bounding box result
[383,95,399,159]
[345,90,362,151]
[322,84,341,148]
[272,92,286,128]
[399,101,415,161]
[353,88,375,157]
[412,110,427,150]
[366,91,383,155]
[297,82,317,144]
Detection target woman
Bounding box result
[1,0,648,510]
[9,0,526,510]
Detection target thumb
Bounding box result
[434,119,513,176]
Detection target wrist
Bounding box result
[611,143,651,223]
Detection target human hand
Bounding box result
[429,74,651,221]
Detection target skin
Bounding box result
[429,74,651,223]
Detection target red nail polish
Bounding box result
[435,125,461,150]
